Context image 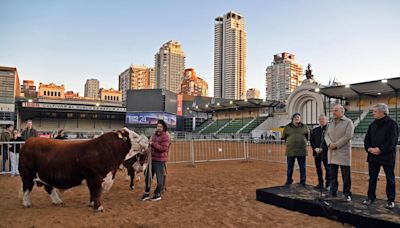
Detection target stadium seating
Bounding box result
[345,110,362,122]
[388,108,400,122]
[219,118,253,133]
[201,119,230,134]
[240,116,268,133]
[193,119,214,133]
[354,111,373,134]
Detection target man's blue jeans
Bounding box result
[287,156,306,184]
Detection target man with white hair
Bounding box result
[325,104,354,202]
[363,103,399,209]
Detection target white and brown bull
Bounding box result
[19,128,148,212]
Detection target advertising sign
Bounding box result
[126,112,176,126]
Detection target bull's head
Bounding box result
[121,127,149,161]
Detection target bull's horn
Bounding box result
[123,127,140,138]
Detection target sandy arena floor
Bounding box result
[0,160,399,228]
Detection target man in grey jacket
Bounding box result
[325,104,354,202]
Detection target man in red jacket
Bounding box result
[141,119,171,201]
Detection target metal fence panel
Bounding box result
[1,140,399,179]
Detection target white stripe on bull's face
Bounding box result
[123,127,149,161]
[102,172,114,192]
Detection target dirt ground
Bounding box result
[0,160,399,228]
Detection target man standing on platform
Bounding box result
[325,104,354,202]
[363,103,398,209]
[310,115,330,190]
[283,113,309,187]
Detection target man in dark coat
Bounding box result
[21,120,38,140]
[363,103,399,209]
[310,115,330,190]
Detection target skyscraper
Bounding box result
[180,68,208,97]
[118,64,151,103]
[148,67,155,89]
[265,52,303,101]
[154,40,185,93]
[84,79,99,98]
[214,11,247,100]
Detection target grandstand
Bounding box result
[318,77,400,138]
[17,98,125,138]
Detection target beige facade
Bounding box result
[265,52,303,101]
[246,88,260,99]
[84,79,99,98]
[38,82,65,98]
[214,11,247,100]
[99,88,122,102]
[119,64,152,103]
[180,68,208,96]
[155,40,186,93]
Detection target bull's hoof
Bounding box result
[95,206,104,213]
[130,186,135,190]
[88,201,94,207]
[23,202,31,208]
[53,202,64,207]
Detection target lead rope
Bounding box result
[145,138,153,196]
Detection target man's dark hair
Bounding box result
[157,119,168,132]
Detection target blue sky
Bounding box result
[1,0,399,98]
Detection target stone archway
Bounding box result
[286,80,324,125]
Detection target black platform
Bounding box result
[256,184,400,228]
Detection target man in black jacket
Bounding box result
[363,103,399,209]
[310,115,330,190]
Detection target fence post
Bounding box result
[396,147,400,179]
[190,139,195,166]
[243,139,247,161]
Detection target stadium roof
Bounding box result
[187,98,283,113]
[317,77,400,99]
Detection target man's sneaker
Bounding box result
[151,194,162,201]
[385,201,395,209]
[362,199,374,206]
[284,181,293,186]
[344,196,352,202]
[330,192,337,197]
[141,193,150,201]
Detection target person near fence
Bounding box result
[10,129,23,176]
[325,104,354,202]
[310,114,330,190]
[283,113,309,187]
[141,119,171,201]
[21,120,38,140]
[55,129,67,140]
[1,124,14,173]
[363,103,399,209]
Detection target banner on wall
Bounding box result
[126,112,176,126]
[177,94,183,116]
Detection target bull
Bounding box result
[19,128,148,212]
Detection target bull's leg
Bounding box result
[129,167,135,190]
[44,185,63,205]
[87,180,104,212]
[20,169,35,208]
